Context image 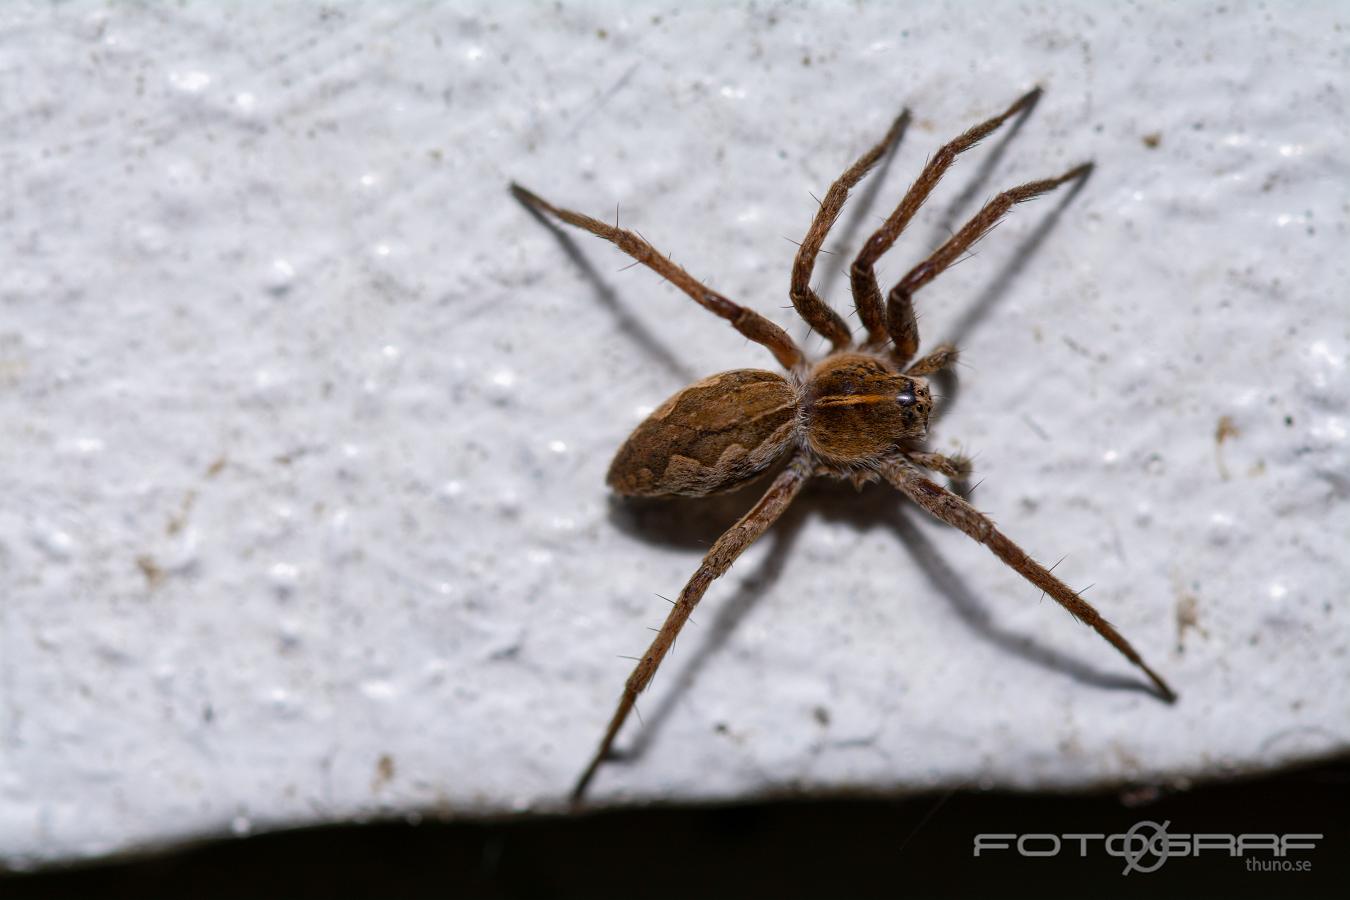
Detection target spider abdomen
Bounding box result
[607,369,799,497]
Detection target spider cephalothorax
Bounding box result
[512,87,1175,803]
[802,353,932,467]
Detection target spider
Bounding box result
[511,87,1176,803]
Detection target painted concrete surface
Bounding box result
[1,0,1347,866]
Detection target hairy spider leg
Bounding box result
[849,87,1042,359]
[791,109,911,349]
[882,457,1177,701]
[510,183,805,372]
[905,343,960,377]
[572,453,813,802]
[884,162,1092,369]
[908,451,973,480]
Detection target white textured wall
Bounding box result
[2,0,1346,867]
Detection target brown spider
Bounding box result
[511,87,1175,803]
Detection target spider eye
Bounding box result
[895,391,916,407]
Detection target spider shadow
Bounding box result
[618,482,814,761]
[605,473,1156,771]
[880,498,1160,698]
[921,168,1093,429]
[945,166,1093,350]
[606,472,782,552]
[511,189,696,384]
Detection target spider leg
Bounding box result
[881,456,1176,701]
[885,162,1091,368]
[852,88,1041,353]
[909,451,972,480]
[572,453,812,802]
[791,110,911,350]
[906,342,959,377]
[511,183,805,372]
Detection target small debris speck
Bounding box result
[136,555,164,588]
[1214,415,1240,480]
[373,754,396,790]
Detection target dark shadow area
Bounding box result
[945,167,1092,350]
[621,492,812,760]
[885,500,1157,698]
[5,756,1345,899]
[796,479,1162,698]
[926,362,963,427]
[511,187,696,384]
[923,163,1092,426]
[603,473,773,552]
[564,62,641,140]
